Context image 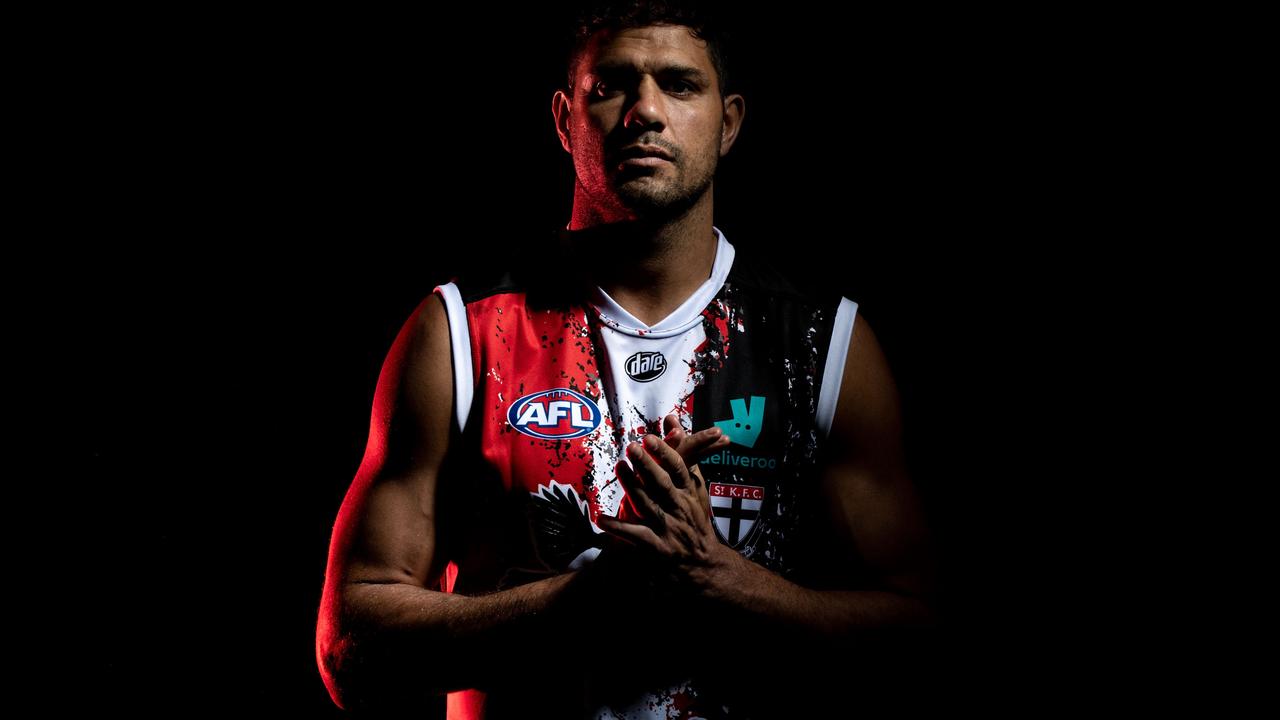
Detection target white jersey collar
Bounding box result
[588,226,735,339]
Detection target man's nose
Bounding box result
[623,76,666,131]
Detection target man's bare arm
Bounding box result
[315,292,592,711]
[693,312,937,634]
[600,313,938,641]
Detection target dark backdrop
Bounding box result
[67,5,1089,714]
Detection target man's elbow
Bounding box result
[316,614,385,712]
[317,629,452,712]
[316,602,450,712]
[317,628,358,711]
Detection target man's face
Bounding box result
[557,24,737,219]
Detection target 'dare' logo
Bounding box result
[625,351,666,382]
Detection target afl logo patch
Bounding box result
[507,388,602,440]
[625,351,666,382]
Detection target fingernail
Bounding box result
[629,443,643,457]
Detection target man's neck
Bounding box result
[563,202,719,328]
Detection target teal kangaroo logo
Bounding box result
[715,395,766,448]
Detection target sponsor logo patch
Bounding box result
[507,388,602,439]
[624,351,667,382]
[714,395,766,448]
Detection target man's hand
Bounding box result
[597,413,740,597]
[653,413,724,519]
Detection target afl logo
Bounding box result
[507,388,602,440]
[625,351,666,382]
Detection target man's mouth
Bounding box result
[618,144,675,162]
[619,156,671,169]
[616,145,674,173]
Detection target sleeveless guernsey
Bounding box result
[430,226,858,718]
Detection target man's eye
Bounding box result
[671,81,695,94]
[592,81,615,96]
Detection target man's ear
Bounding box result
[719,93,745,157]
[552,89,573,154]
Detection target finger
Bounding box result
[687,464,713,516]
[597,513,665,551]
[656,418,728,488]
[669,426,729,469]
[639,433,697,495]
[629,438,683,504]
[661,415,731,461]
[661,429,727,490]
[662,413,685,444]
[662,417,691,462]
[687,426,730,459]
[616,458,669,530]
[687,462,707,490]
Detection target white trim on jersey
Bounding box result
[433,282,474,434]
[588,225,735,339]
[815,296,859,439]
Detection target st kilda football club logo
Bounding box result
[709,481,767,548]
[624,351,666,382]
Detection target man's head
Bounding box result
[566,1,734,101]
[553,1,745,225]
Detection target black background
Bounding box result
[60,4,1105,714]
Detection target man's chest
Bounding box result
[468,301,822,573]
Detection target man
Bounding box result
[317,2,939,716]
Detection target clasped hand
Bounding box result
[596,413,732,595]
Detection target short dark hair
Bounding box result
[566,0,734,97]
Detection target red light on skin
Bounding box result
[609,458,647,524]
[317,294,441,708]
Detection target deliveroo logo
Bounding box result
[714,395,766,448]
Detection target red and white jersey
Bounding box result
[430,226,859,718]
